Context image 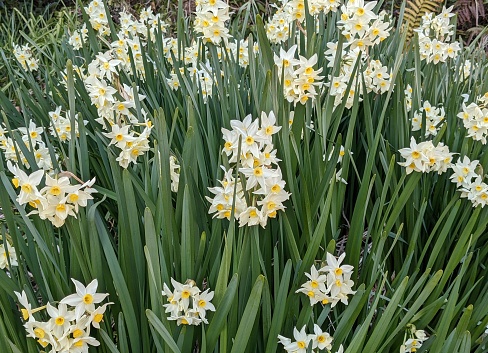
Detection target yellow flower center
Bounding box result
[305,67,313,75]
[34,328,45,338]
[12,178,19,188]
[73,329,84,338]
[271,184,280,193]
[198,299,206,307]
[21,308,30,320]
[181,318,189,325]
[50,186,62,196]
[335,268,343,276]
[182,290,191,299]
[21,184,33,193]
[253,167,263,176]
[56,204,66,212]
[83,294,94,304]
[297,341,306,349]
[94,313,104,323]
[69,194,79,203]
[411,151,420,159]
[55,317,65,326]
[318,335,325,343]
[310,280,318,288]
[74,340,84,347]
[245,136,254,145]
[30,131,38,139]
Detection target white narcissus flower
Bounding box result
[162,279,216,326]
[192,289,216,323]
[0,241,18,269]
[60,279,109,320]
[321,252,354,279]
[312,324,333,350]
[284,325,311,353]
[7,161,45,205]
[14,290,33,321]
[89,302,113,329]
[46,302,75,338]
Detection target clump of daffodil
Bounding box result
[415,6,460,64]
[278,324,345,353]
[450,156,488,208]
[274,45,324,105]
[15,279,112,352]
[206,111,291,228]
[161,278,215,326]
[296,252,356,307]
[457,92,488,145]
[397,137,454,175]
[411,100,446,137]
[7,161,97,228]
[13,43,39,71]
[399,324,428,353]
[0,120,56,171]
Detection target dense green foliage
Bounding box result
[0,0,487,352]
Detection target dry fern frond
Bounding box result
[455,0,485,29]
[403,0,444,44]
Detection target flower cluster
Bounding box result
[457,93,488,144]
[15,279,111,352]
[13,43,39,71]
[75,50,153,168]
[49,106,86,143]
[450,156,488,208]
[325,2,392,109]
[193,0,231,45]
[411,100,445,137]
[400,325,428,353]
[162,278,215,326]
[84,0,111,35]
[228,38,258,68]
[398,137,454,175]
[278,325,344,353]
[274,45,324,105]
[68,24,88,50]
[0,237,18,270]
[206,112,291,228]
[0,120,55,170]
[414,6,461,64]
[7,162,96,227]
[265,0,341,43]
[297,252,356,307]
[338,1,390,44]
